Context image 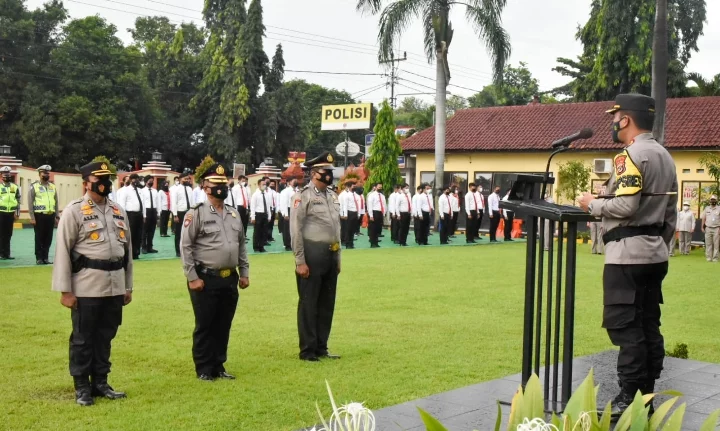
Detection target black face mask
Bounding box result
[444,191,450,195]
[712,201,717,207]
[208,184,229,200]
[611,117,626,144]
[91,179,113,197]
[41,175,50,181]
[316,170,333,185]
[354,188,362,195]
[162,185,169,192]
[3,176,12,183]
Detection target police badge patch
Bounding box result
[615,155,627,175]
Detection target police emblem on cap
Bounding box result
[217,165,225,175]
[101,163,108,170]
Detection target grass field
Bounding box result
[0,242,718,430]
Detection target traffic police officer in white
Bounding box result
[52,161,133,406]
[291,152,342,362]
[29,164,59,264]
[181,163,249,380]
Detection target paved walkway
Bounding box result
[0,225,523,269]
[303,350,720,431]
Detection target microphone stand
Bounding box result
[541,146,570,201]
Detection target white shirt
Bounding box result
[340,190,361,216]
[250,189,271,220]
[160,190,170,211]
[224,186,237,207]
[141,187,160,216]
[501,193,511,217]
[396,191,412,215]
[232,184,250,208]
[417,192,434,214]
[117,185,144,212]
[171,184,195,216]
[279,186,296,217]
[357,193,366,215]
[465,191,483,214]
[193,186,206,204]
[488,192,501,212]
[450,193,460,212]
[388,192,399,215]
[337,190,348,215]
[367,190,387,215]
[439,193,453,217]
[676,210,695,232]
[266,188,278,210]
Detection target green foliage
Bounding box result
[366,100,403,197]
[394,97,435,132]
[557,160,592,205]
[698,153,720,202]
[417,408,449,431]
[666,342,689,359]
[552,0,707,101]
[468,62,540,108]
[687,73,720,96]
[194,155,216,184]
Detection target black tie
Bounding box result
[134,187,143,213]
[183,186,190,210]
[262,192,267,214]
[150,189,154,210]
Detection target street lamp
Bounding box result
[0,145,10,156]
[151,151,163,162]
[263,157,274,166]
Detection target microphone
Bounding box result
[551,128,594,148]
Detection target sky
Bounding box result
[25,0,720,106]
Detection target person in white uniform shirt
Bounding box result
[193,179,206,204]
[339,181,360,249]
[416,183,434,245]
[366,183,386,248]
[487,186,501,242]
[232,175,250,237]
[159,182,171,237]
[395,183,413,247]
[412,185,423,244]
[116,173,145,259]
[464,183,482,244]
[473,186,486,239]
[250,178,271,252]
[438,185,453,244]
[501,190,515,241]
[141,176,160,254]
[171,172,195,257]
[354,185,365,238]
[224,179,237,208]
[449,187,460,238]
[338,183,350,246]
[267,179,278,242]
[674,202,695,256]
[279,178,298,251]
[388,185,400,243]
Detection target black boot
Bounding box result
[642,380,656,416]
[73,376,94,406]
[610,385,637,420]
[91,375,127,399]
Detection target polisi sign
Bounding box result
[321,103,373,131]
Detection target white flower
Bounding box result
[315,381,376,431]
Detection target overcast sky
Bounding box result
[26,0,720,106]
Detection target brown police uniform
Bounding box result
[52,162,133,405]
[180,163,249,379]
[291,152,342,361]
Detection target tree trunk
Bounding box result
[434,50,447,219]
[651,0,668,145]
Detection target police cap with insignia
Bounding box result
[606,94,656,114]
[37,164,52,172]
[0,166,11,174]
[79,162,112,178]
[303,151,334,170]
[201,163,229,184]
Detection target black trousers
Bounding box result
[603,262,667,392]
[175,211,187,255]
[417,211,430,245]
[237,206,249,236]
[489,211,501,241]
[476,210,484,238]
[34,213,55,261]
[504,211,515,240]
[282,208,292,249]
[426,211,433,237]
[297,247,338,359]
[390,216,398,241]
[345,212,358,247]
[127,211,143,258]
[267,210,276,240]
[440,214,451,244]
[143,211,158,251]
[0,211,15,258]
[413,215,420,243]
[253,213,268,251]
[398,212,411,245]
[188,273,239,376]
[69,295,124,378]
[451,212,459,236]
[355,214,362,235]
[369,210,383,245]
[466,210,478,242]
[340,217,347,245]
[160,210,171,236]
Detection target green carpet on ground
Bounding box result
[0,240,717,430]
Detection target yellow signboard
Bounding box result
[321,103,373,131]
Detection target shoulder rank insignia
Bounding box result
[81,205,91,211]
[183,212,193,228]
[87,199,95,207]
[293,198,301,209]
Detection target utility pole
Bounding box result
[379,51,407,108]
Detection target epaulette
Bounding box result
[69,198,85,206]
[191,202,204,209]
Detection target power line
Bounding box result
[286,70,386,76]
[400,69,483,93]
[397,77,436,92]
[351,83,387,97]
[354,84,387,99]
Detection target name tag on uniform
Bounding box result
[38,186,46,192]
[83,215,99,221]
[113,215,125,221]
[204,220,216,224]
[312,199,324,205]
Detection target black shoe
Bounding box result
[269,237,275,242]
[300,356,320,362]
[91,377,126,399]
[176,252,181,257]
[284,247,292,251]
[318,353,341,360]
[505,238,514,242]
[399,243,408,247]
[346,245,355,249]
[370,244,380,248]
[258,248,267,253]
[148,249,158,253]
[37,260,45,265]
[73,376,94,406]
[4,256,14,260]
[198,374,215,381]
[43,259,52,264]
[610,389,635,420]
[215,371,235,380]
[466,240,477,244]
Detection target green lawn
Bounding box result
[0,243,717,430]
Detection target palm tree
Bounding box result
[687,73,720,96]
[651,0,669,145]
[356,0,511,195]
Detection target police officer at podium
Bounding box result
[579,94,677,417]
[291,151,342,362]
[52,161,133,406]
[181,163,249,380]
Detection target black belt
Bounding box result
[196,265,237,278]
[72,255,124,273]
[602,225,663,245]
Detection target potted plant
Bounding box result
[578,231,591,244]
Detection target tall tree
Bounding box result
[553,0,706,102]
[192,0,250,161]
[356,0,511,208]
[687,73,720,96]
[468,62,539,107]
[366,100,402,198]
[264,44,285,93]
[652,0,669,144]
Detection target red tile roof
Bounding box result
[401,96,720,152]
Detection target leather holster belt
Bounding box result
[72,255,124,273]
[602,225,663,245]
[196,265,237,278]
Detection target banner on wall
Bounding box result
[682,182,700,218]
